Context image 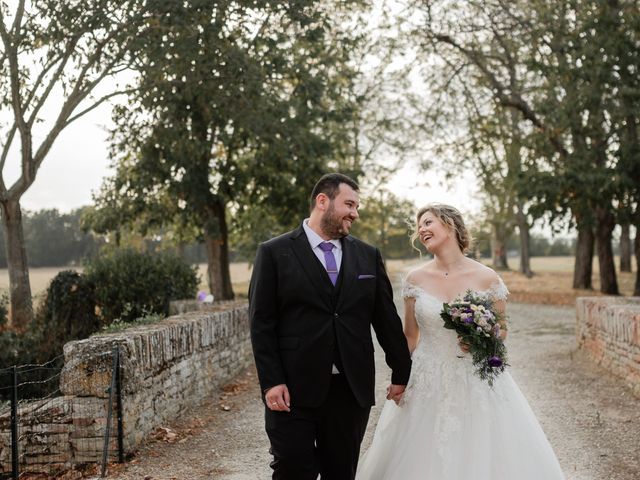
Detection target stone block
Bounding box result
[576,296,640,397]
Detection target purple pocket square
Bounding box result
[357,274,376,279]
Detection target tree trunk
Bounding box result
[595,207,619,294]
[379,201,387,265]
[634,231,640,296]
[516,205,533,277]
[490,224,509,270]
[176,242,187,260]
[203,200,234,300]
[0,199,33,329]
[573,222,594,289]
[619,222,632,272]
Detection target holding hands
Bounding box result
[386,384,406,405]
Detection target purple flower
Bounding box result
[488,356,503,368]
[463,317,475,324]
[197,290,207,301]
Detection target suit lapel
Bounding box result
[289,226,334,303]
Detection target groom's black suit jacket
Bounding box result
[249,224,411,408]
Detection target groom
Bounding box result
[249,173,412,480]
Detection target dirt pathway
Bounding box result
[105,290,640,480]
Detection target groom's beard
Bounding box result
[321,201,350,239]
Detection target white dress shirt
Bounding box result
[302,219,342,272]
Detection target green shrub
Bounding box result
[0,293,8,328]
[0,271,98,401]
[34,270,100,348]
[85,249,198,324]
[0,329,64,401]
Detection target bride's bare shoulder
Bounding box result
[405,261,436,284]
[467,258,501,289]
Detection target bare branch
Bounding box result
[0,122,17,180]
[431,32,569,158]
[26,35,81,128]
[10,0,25,36]
[64,88,135,126]
[0,4,33,184]
[65,27,123,103]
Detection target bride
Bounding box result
[356,204,565,480]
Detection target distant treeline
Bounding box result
[0,208,213,268]
[0,208,100,268]
[0,208,581,269]
[473,232,577,259]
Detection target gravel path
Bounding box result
[106,285,640,480]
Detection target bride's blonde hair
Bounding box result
[410,203,473,254]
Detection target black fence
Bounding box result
[0,347,123,479]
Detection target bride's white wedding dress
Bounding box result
[356,279,565,480]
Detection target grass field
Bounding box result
[481,255,637,305]
[0,255,636,306]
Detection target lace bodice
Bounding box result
[401,277,509,352]
[401,277,509,303]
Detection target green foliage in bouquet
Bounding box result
[441,291,508,386]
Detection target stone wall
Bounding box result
[0,300,252,475]
[576,296,640,397]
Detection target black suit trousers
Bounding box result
[265,374,371,480]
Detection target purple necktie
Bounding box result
[318,242,338,286]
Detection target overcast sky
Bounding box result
[15,103,113,213]
[15,105,476,216]
[8,0,477,219]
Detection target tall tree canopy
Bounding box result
[87,0,370,299]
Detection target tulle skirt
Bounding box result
[356,354,565,480]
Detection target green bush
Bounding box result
[0,328,66,401]
[0,271,98,401]
[85,249,198,324]
[35,270,100,348]
[0,293,8,328]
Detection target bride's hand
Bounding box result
[457,335,470,353]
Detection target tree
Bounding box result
[404,0,638,293]
[351,189,415,260]
[88,1,368,300]
[0,0,143,327]
[619,224,632,273]
[635,233,640,296]
[400,3,536,274]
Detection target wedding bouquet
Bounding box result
[440,291,508,386]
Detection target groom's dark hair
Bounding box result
[309,173,359,212]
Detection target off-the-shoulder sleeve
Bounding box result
[402,280,423,299]
[489,276,509,301]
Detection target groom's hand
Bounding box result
[265,384,291,412]
[386,384,406,405]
